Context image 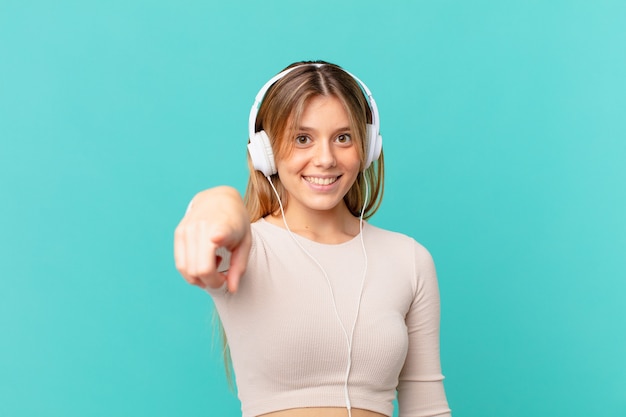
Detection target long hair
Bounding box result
[244,60,385,221]
[220,61,385,387]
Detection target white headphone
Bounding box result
[247,63,383,177]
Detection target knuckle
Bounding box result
[174,260,185,272]
[174,226,186,239]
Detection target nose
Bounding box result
[313,141,336,168]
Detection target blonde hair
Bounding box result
[220,61,385,387]
[244,60,384,221]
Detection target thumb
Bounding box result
[207,223,245,252]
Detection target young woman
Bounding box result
[174,61,451,417]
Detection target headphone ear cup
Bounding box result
[248,130,277,176]
[364,124,383,170]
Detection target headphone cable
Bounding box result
[265,176,369,417]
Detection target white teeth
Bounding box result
[304,176,338,185]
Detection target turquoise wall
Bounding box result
[1,1,624,416]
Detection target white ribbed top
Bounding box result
[207,219,451,417]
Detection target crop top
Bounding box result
[207,218,451,417]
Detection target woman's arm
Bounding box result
[397,243,451,417]
[173,186,251,293]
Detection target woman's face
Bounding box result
[275,94,361,217]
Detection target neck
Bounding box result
[267,204,361,244]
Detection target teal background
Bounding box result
[1,0,625,416]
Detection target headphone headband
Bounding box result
[248,63,382,176]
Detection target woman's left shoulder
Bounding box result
[364,223,437,291]
[365,223,432,256]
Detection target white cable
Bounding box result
[265,176,369,417]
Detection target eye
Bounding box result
[295,135,311,146]
[335,134,352,144]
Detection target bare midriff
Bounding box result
[259,408,388,417]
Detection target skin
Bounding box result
[259,408,388,417]
[264,95,362,243]
[174,95,388,417]
[174,186,251,292]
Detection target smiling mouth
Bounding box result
[303,176,340,186]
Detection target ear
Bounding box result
[363,124,382,170]
[248,130,277,176]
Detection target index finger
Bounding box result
[224,229,252,293]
